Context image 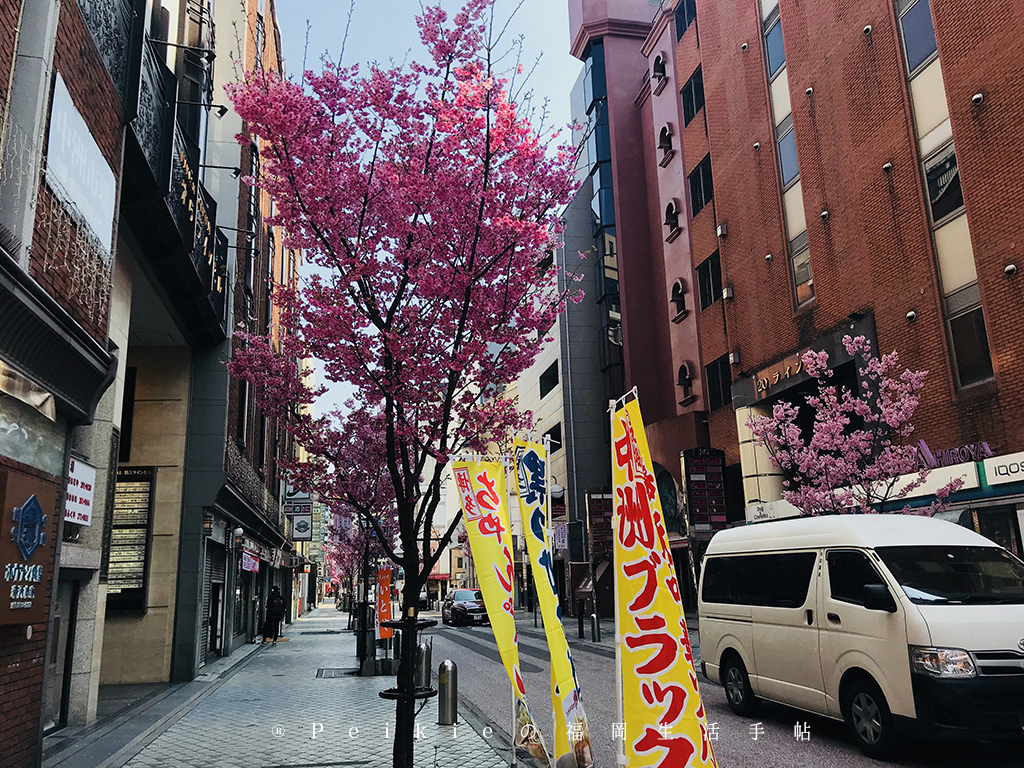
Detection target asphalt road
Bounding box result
[420,611,1022,768]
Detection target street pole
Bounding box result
[610,397,627,767]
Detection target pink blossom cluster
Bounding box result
[748,336,964,516]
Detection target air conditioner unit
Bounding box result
[722,286,734,300]
[716,223,728,238]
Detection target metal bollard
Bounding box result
[415,642,432,689]
[591,613,601,642]
[577,600,585,639]
[438,660,458,725]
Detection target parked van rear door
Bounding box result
[820,549,913,720]
[750,551,828,714]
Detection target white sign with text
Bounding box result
[64,458,97,526]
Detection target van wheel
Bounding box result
[842,678,900,760]
[722,656,760,716]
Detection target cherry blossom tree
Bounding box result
[225,1,579,762]
[748,336,963,515]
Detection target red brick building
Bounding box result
[570,0,1024,558]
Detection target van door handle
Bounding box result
[805,610,814,625]
[827,612,841,624]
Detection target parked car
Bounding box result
[442,589,488,626]
[698,514,1024,760]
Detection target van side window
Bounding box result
[702,552,816,607]
[827,550,886,605]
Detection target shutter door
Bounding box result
[198,547,213,668]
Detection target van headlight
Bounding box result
[909,646,977,678]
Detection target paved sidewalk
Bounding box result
[46,603,507,768]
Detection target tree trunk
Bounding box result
[392,580,419,766]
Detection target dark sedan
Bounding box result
[441,589,488,626]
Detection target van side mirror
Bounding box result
[863,584,897,612]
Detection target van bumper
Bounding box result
[905,673,1024,741]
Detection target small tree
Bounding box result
[225,1,579,763]
[748,335,963,515]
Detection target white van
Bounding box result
[697,515,1024,758]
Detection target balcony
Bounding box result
[120,35,227,344]
[76,0,147,122]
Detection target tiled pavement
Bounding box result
[47,603,508,768]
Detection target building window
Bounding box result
[899,0,938,75]
[765,20,786,78]
[670,279,688,319]
[457,557,464,569]
[539,362,559,399]
[681,67,705,127]
[924,144,963,224]
[652,55,667,84]
[778,127,799,187]
[658,126,674,165]
[675,0,697,40]
[664,200,681,239]
[705,355,732,412]
[688,155,714,216]
[544,423,563,453]
[237,379,249,446]
[791,246,814,305]
[947,291,994,388]
[677,363,696,405]
[697,251,722,311]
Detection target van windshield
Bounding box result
[875,546,1024,604]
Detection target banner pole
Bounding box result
[511,679,518,767]
[543,433,557,753]
[610,399,627,767]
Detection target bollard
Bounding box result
[591,613,600,642]
[577,600,585,639]
[415,642,432,689]
[438,660,458,725]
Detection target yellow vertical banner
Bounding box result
[612,399,718,767]
[512,439,593,767]
[453,459,551,767]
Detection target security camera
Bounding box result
[972,92,984,105]
[863,25,872,35]
[805,86,814,96]
[753,141,761,150]
[765,253,773,263]
[906,310,917,322]
[1005,264,1017,276]
[821,210,830,220]
[741,42,749,51]
[882,161,893,173]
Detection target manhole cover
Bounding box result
[316,668,357,678]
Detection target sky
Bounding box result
[274,0,582,135]
[272,0,584,416]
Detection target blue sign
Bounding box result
[10,495,47,560]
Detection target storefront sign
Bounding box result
[984,451,1024,487]
[241,551,259,572]
[283,501,312,516]
[64,458,97,526]
[753,352,806,399]
[283,476,312,504]
[683,447,728,537]
[745,498,801,524]
[107,468,154,612]
[2,470,59,625]
[586,492,613,555]
[553,522,568,551]
[917,439,994,470]
[290,513,313,541]
[45,74,116,255]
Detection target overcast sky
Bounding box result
[274,0,581,134]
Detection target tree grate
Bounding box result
[315,668,358,678]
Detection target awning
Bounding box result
[428,573,450,581]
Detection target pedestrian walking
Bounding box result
[261,586,287,645]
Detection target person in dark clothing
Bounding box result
[262,586,287,645]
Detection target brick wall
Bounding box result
[688,0,1022,464]
[0,0,22,112]
[27,0,122,344]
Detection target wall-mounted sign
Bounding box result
[753,352,806,399]
[984,451,1024,487]
[290,513,313,541]
[64,458,97,526]
[918,440,993,470]
[683,447,728,539]
[553,522,569,551]
[45,74,116,256]
[107,468,154,612]
[2,471,59,625]
[585,492,613,556]
[241,551,259,572]
[283,501,312,516]
[283,476,312,504]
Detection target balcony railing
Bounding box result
[76,0,146,121]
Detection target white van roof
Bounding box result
[705,514,999,555]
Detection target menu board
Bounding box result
[106,467,154,612]
[683,448,727,540]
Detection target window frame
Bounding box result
[681,67,705,127]
[777,126,799,189]
[789,244,814,308]
[675,0,697,41]
[705,354,732,412]
[923,142,965,227]
[898,0,939,77]
[947,303,995,390]
[539,362,559,400]
[826,549,888,606]
[689,155,714,217]
[764,18,786,81]
[696,251,722,311]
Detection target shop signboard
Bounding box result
[241,551,259,572]
[683,447,728,538]
[984,451,1024,487]
[64,457,97,526]
[553,522,569,551]
[2,471,59,625]
[107,467,154,612]
[586,492,613,555]
[290,513,313,541]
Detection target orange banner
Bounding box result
[612,399,717,767]
[376,566,393,640]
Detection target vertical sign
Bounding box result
[375,566,393,640]
[586,492,613,556]
[612,399,717,767]
[453,459,551,766]
[107,468,154,612]
[1,471,59,625]
[64,458,97,526]
[683,448,727,539]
